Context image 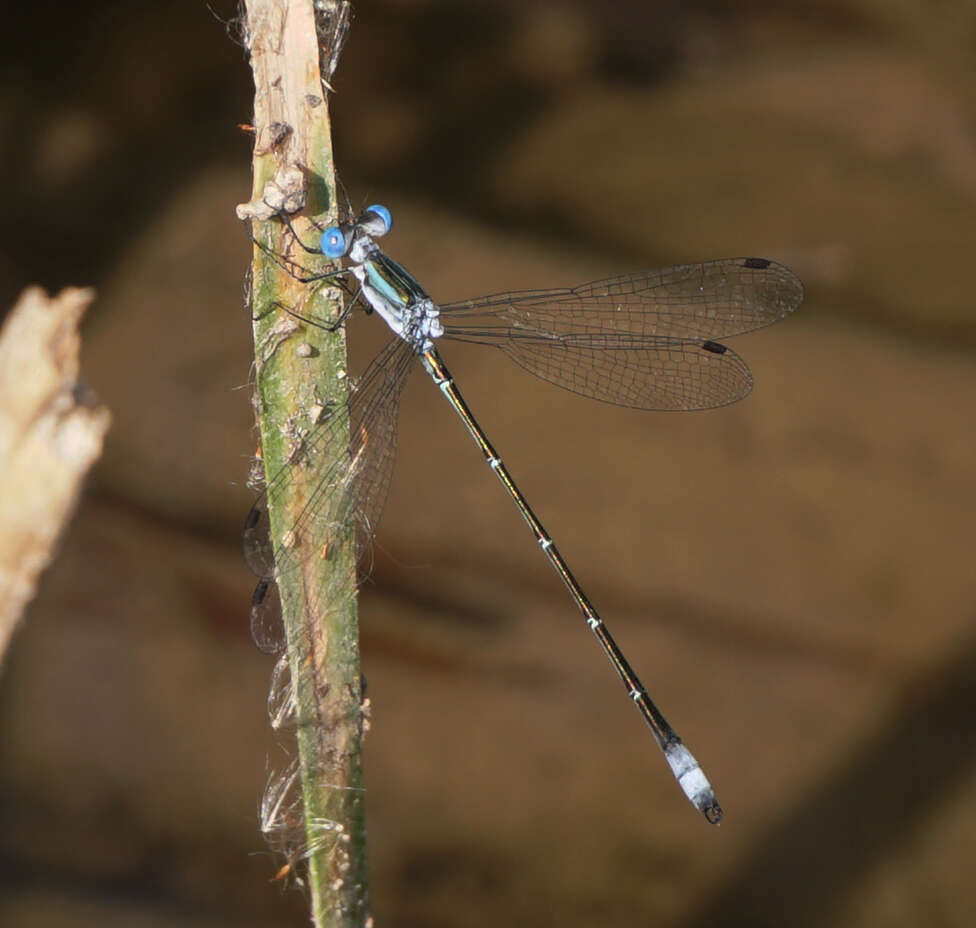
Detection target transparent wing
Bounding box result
[244,336,415,586]
[441,258,802,340]
[439,258,800,410]
[494,333,753,411]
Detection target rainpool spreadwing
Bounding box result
[244,203,804,824]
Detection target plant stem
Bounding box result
[238,1,367,923]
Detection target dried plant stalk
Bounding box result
[237,1,368,923]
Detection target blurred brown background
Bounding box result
[2,0,976,925]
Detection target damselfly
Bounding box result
[244,204,804,824]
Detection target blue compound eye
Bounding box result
[364,204,392,235]
[320,225,350,258]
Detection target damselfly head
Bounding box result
[320,205,390,258]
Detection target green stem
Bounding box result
[239,1,367,923]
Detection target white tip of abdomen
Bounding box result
[665,742,723,824]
